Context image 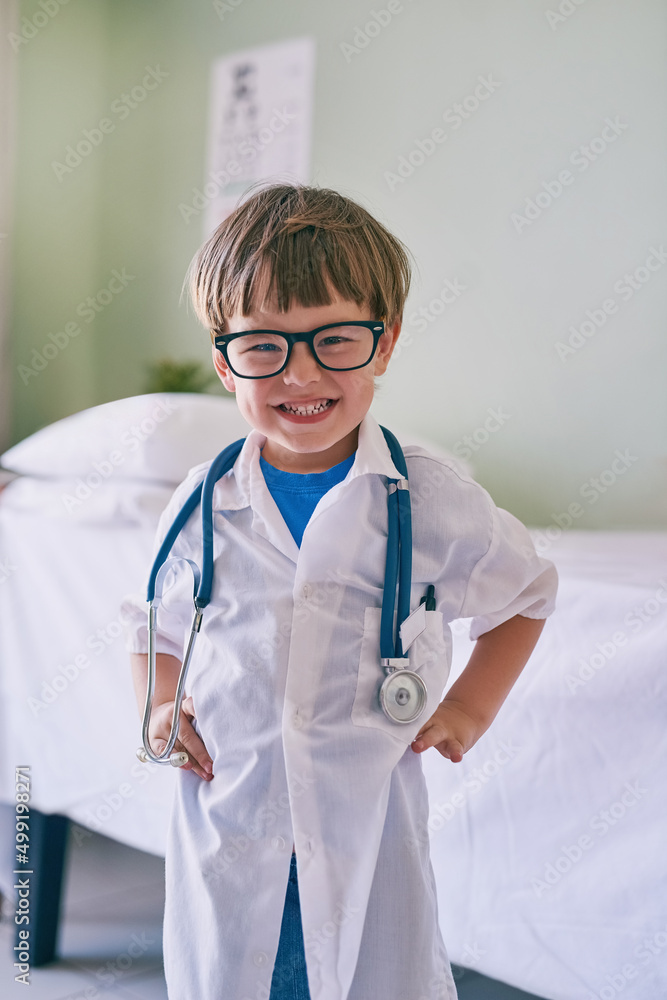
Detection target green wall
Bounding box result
[7,0,667,528]
[10,0,236,435]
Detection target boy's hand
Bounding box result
[410,616,548,761]
[148,695,214,780]
[410,700,482,762]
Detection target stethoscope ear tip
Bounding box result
[136,746,190,767]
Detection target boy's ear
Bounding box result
[211,344,236,393]
[373,317,402,375]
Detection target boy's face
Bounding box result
[211,293,401,472]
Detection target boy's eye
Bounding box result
[236,335,286,354]
[248,342,281,352]
[319,335,350,346]
[315,327,362,348]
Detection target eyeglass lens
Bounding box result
[226,325,376,377]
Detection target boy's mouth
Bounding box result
[276,398,338,421]
[276,398,337,418]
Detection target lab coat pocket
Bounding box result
[351,607,452,746]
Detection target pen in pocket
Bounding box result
[419,585,436,610]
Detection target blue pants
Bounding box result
[269,851,312,999]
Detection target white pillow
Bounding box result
[0,476,176,525]
[0,393,252,484]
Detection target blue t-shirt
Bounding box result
[259,451,356,547]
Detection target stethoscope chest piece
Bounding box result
[379,663,428,724]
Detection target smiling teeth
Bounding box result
[281,400,332,415]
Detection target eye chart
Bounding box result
[201,36,316,237]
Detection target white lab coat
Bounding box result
[121,413,557,1000]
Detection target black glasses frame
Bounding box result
[213,320,385,379]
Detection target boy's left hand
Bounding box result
[410,700,482,762]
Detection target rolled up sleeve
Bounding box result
[120,587,187,657]
[460,496,558,641]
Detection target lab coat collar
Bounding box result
[211,412,403,511]
[352,413,404,481]
[210,412,403,560]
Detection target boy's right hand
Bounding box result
[148,695,214,781]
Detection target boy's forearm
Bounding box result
[130,652,183,719]
[442,614,546,735]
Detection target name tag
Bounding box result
[399,602,427,653]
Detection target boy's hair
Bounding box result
[183,181,414,342]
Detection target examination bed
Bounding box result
[0,393,664,999]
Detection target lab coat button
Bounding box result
[271,836,286,850]
[253,951,268,967]
[292,712,303,729]
[302,584,311,599]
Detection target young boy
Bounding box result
[122,181,557,1000]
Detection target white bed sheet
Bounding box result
[0,481,665,998]
[0,483,177,856]
[425,530,667,999]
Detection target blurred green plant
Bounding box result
[143,358,230,394]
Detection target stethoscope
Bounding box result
[136,426,431,767]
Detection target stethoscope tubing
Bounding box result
[137,557,203,766]
[137,427,423,766]
[379,434,412,661]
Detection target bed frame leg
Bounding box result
[13,810,70,968]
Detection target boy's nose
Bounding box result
[282,341,322,384]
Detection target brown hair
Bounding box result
[182,181,414,343]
